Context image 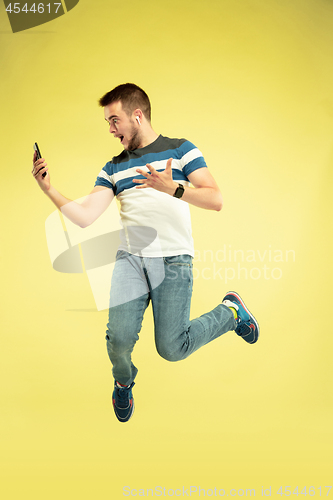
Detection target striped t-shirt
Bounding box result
[94,135,207,257]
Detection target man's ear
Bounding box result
[133,109,143,124]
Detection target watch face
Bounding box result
[174,184,185,198]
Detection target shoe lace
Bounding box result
[115,383,134,407]
[117,388,130,406]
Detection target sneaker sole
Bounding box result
[226,291,259,343]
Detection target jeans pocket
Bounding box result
[163,255,193,290]
[163,255,192,267]
[116,250,129,260]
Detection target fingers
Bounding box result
[135,160,170,177]
[133,177,147,188]
[35,166,48,178]
[32,157,45,169]
[32,158,48,178]
[134,166,151,186]
[135,164,155,176]
[33,166,48,179]
[133,159,173,191]
[146,163,156,173]
[135,168,148,178]
[133,166,149,189]
[166,158,172,169]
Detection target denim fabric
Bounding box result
[106,251,236,386]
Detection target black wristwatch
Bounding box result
[173,183,185,199]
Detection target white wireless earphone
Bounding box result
[136,116,141,125]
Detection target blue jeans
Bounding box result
[106,251,236,386]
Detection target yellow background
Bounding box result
[1,0,332,498]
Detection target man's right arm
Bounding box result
[32,153,114,228]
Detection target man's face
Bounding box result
[104,101,141,151]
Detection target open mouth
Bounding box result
[115,134,124,144]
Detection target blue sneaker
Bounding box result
[222,291,259,344]
[112,381,135,423]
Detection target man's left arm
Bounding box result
[179,166,223,211]
[134,159,223,211]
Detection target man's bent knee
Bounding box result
[156,346,182,362]
[155,338,189,362]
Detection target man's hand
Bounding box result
[31,152,114,227]
[32,151,50,192]
[133,158,177,196]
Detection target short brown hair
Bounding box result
[98,83,151,121]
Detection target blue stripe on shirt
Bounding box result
[94,138,207,193]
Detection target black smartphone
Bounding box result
[34,142,47,178]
